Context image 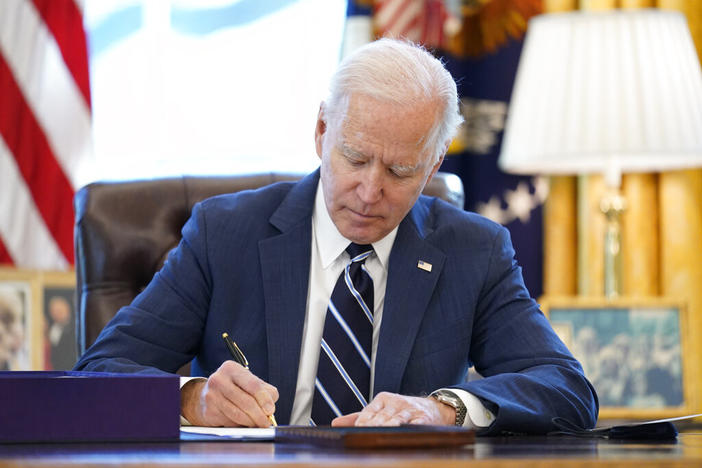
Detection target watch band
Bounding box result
[430,389,467,426]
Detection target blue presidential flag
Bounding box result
[438,0,545,297]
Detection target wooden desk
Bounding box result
[1,433,701,467]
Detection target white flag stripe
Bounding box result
[405,25,423,42]
[374,0,408,29]
[388,0,423,38]
[0,0,92,191]
[0,136,69,270]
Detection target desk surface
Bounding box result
[2,433,702,468]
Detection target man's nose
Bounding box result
[357,166,383,204]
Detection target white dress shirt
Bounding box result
[183,181,494,428]
[287,180,397,424]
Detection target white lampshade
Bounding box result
[499,9,702,187]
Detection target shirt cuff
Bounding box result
[439,388,496,428]
[180,376,206,426]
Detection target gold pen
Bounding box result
[221,332,278,427]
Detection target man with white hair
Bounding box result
[76,38,598,435]
[0,289,26,370]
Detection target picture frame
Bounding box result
[540,296,692,420]
[0,267,41,370]
[39,270,78,371]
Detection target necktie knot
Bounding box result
[346,243,373,262]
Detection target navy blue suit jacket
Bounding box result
[75,170,598,434]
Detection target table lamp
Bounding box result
[499,9,702,298]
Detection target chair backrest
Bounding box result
[74,172,465,355]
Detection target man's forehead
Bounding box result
[337,113,430,151]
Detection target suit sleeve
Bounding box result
[74,202,212,375]
[454,226,599,435]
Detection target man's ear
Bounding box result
[315,102,326,159]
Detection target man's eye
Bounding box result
[390,168,410,178]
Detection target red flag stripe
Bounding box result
[0,236,13,266]
[30,0,91,108]
[425,1,448,47]
[422,5,432,44]
[0,54,75,265]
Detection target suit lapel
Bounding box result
[374,201,445,395]
[259,171,318,424]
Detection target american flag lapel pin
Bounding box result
[417,260,432,272]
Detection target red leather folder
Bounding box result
[275,425,475,449]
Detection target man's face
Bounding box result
[315,94,444,244]
[49,297,71,325]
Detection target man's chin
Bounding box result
[342,228,386,245]
[336,215,389,244]
[339,225,383,245]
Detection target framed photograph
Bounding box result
[0,267,41,370]
[39,271,78,371]
[541,296,692,420]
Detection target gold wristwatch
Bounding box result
[430,389,467,426]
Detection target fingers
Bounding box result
[230,365,279,420]
[355,394,407,426]
[352,392,445,426]
[197,360,279,427]
[331,412,360,427]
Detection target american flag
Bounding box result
[0,0,92,269]
[373,0,455,49]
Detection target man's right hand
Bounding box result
[180,360,279,427]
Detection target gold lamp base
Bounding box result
[600,190,626,299]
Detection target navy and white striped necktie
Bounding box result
[310,243,374,425]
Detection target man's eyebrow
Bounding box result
[338,142,423,174]
[339,143,365,159]
[390,163,421,175]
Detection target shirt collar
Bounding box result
[313,180,397,270]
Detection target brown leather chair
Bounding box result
[74,172,464,357]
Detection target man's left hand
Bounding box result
[331,392,456,427]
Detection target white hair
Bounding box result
[324,38,463,164]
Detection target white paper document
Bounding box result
[180,426,275,440]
